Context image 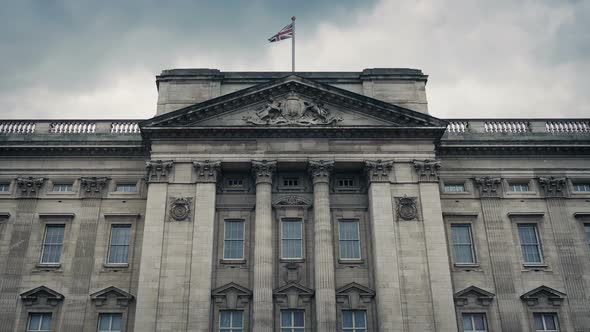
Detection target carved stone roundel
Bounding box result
[170,197,192,221]
[397,196,418,221]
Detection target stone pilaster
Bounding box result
[364,160,403,332]
[251,160,276,332]
[474,176,523,331]
[134,163,174,332]
[188,160,221,331]
[308,160,337,331]
[540,177,590,329]
[413,160,457,331]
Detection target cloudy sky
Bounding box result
[0,0,588,119]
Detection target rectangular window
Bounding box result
[98,313,122,332]
[115,183,136,192]
[283,177,299,187]
[219,310,243,332]
[339,220,361,260]
[281,310,305,332]
[223,220,244,260]
[337,178,355,188]
[107,225,131,264]
[342,310,366,331]
[510,183,530,192]
[227,178,244,187]
[451,224,476,264]
[27,313,52,332]
[41,224,65,264]
[444,184,465,192]
[281,219,303,259]
[53,183,73,192]
[518,224,543,264]
[462,313,487,332]
[534,313,559,331]
[0,183,10,192]
[585,224,590,247]
[573,183,590,192]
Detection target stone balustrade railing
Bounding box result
[0,120,141,135]
[1,119,589,137]
[445,119,590,135]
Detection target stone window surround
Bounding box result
[450,223,478,266]
[222,219,246,261]
[443,213,482,270]
[331,173,363,193]
[217,209,251,266]
[335,283,375,331]
[504,178,538,197]
[34,213,75,271]
[0,178,13,194]
[19,286,65,332]
[89,287,134,332]
[453,286,495,332]
[509,212,550,270]
[276,172,308,192]
[569,178,590,196]
[333,209,367,266]
[46,178,78,196]
[211,283,252,332]
[337,218,362,262]
[279,217,305,261]
[100,214,140,271]
[107,178,143,197]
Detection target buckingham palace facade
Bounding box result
[1,68,590,332]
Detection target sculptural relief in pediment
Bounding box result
[243,93,342,126]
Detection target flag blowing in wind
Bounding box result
[268,23,294,42]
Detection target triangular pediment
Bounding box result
[454,286,495,307]
[140,75,447,139]
[211,282,252,296]
[274,282,314,296]
[336,282,376,296]
[521,285,566,301]
[20,286,64,306]
[90,286,134,307]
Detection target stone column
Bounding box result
[251,160,277,332]
[308,160,337,331]
[134,162,173,332]
[188,160,221,332]
[474,176,523,331]
[539,177,590,329]
[413,160,457,331]
[364,160,403,332]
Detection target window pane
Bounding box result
[342,311,353,327]
[473,314,486,330]
[111,314,122,330]
[220,311,231,327]
[355,311,366,327]
[282,220,302,259]
[281,311,291,327]
[451,225,471,243]
[232,311,243,327]
[463,314,473,330]
[293,310,304,327]
[28,314,41,330]
[534,313,544,330]
[283,220,302,239]
[544,314,557,330]
[585,224,590,245]
[98,315,110,330]
[41,225,65,263]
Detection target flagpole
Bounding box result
[291,16,296,72]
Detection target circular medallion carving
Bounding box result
[170,197,192,221]
[397,196,418,221]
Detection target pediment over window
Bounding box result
[520,285,566,307]
[20,286,64,307]
[273,282,314,308]
[140,76,447,140]
[211,282,252,309]
[90,286,134,307]
[336,282,375,309]
[454,286,495,307]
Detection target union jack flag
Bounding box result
[268,23,293,42]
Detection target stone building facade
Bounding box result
[0,68,589,331]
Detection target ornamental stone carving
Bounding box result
[251,160,277,184]
[145,160,174,183]
[364,160,393,183]
[80,177,109,195]
[539,177,567,197]
[169,197,193,221]
[474,177,502,197]
[396,195,418,221]
[243,93,342,126]
[308,160,334,184]
[413,159,441,182]
[272,195,312,207]
[16,177,44,196]
[193,160,221,183]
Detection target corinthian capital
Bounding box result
[145,160,174,183]
[308,160,334,184]
[193,160,221,183]
[251,160,277,184]
[364,160,393,183]
[539,177,567,197]
[80,177,109,196]
[16,177,45,196]
[474,177,502,197]
[413,159,441,183]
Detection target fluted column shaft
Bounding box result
[309,160,337,331]
[252,160,276,332]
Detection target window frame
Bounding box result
[52,183,73,192]
[533,312,560,332]
[0,181,11,193]
[219,310,244,331]
[106,224,132,265]
[341,310,367,331]
[517,223,544,265]
[97,312,123,332]
[338,219,362,261]
[450,224,477,265]
[445,183,466,193]
[461,312,488,332]
[26,312,52,332]
[280,218,304,260]
[223,219,245,260]
[510,183,530,192]
[39,224,66,265]
[280,309,305,331]
[114,183,137,193]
